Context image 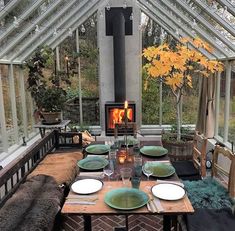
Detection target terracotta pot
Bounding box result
[41,112,62,125]
[162,134,194,161]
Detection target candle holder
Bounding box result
[118,149,127,164]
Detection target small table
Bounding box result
[34,120,70,137]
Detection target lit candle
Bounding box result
[124,100,128,124]
[118,150,126,164]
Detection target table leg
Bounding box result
[125,215,128,230]
[163,215,171,231]
[83,215,92,231]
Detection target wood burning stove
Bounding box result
[105,102,136,136]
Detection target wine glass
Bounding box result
[103,161,114,187]
[142,163,153,181]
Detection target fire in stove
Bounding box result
[105,102,136,136]
[108,108,133,129]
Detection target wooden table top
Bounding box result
[61,181,194,215]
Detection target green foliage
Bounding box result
[26,46,69,112]
[142,69,160,124]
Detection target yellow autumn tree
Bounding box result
[143,37,224,141]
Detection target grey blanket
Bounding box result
[0,174,63,231]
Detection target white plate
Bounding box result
[151,183,186,200]
[71,179,103,194]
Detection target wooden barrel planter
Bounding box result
[162,134,194,161]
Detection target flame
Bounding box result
[108,108,133,129]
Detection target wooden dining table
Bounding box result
[61,141,194,231]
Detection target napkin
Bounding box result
[66,195,98,205]
[157,179,184,188]
[78,171,104,180]
[147,194,164,213]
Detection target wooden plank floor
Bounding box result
[61,214,163,231]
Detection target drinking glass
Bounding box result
[103,161,114,186]
[134,155,143,177]
[131,176,141,189]
[120,167,132,187]
[142,163,153,181]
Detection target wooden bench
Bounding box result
[0,130,83,231]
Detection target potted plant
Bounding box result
[143,37,223,157]
[26,46,69,124]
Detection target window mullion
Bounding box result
[223,61,231,142]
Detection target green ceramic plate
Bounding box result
[104,188,148,210]
[140,146,168,157]
[78,156,109,170]
[144,162,175,178]
[85,144,110,155]
[118,137,138,147]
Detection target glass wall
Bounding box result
[218,71,226,138]
[228,72,235,144]
[141,13,199,126]
[215,61,235,147]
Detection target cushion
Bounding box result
[28,151,83,185]
[172,160,200,177]
[0,175,63,231]
[184,177,233,209]
[186,208,235,231]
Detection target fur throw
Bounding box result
[0,175,63,231]
[184,177,234,209]
[28,151,83,185]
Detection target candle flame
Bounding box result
[124,100,128,109]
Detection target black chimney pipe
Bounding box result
[113,10,126,102]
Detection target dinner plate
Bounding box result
[118,137,138,147]
[104,188,148,210]
[140,146,168,157]
[71,179,103,194]
[144,162,175,178]
[152,183,186,200]
[85,144,110,155]
[78,156,109,170]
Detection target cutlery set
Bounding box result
[147,194,164,213]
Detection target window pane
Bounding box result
[182,78,199,124]
[14,66,24,140]
[228,72,235,144]
[1,65,15,146]
[218,72,226,138]
[162,85,176,125]
[142,75,160,124]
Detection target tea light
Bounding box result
[118,150,126,164]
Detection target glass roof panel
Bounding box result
[0,0,235,62]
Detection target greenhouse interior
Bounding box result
[0,0,235,231]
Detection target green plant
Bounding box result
[143,37,224,141]
[26,46,69,112]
